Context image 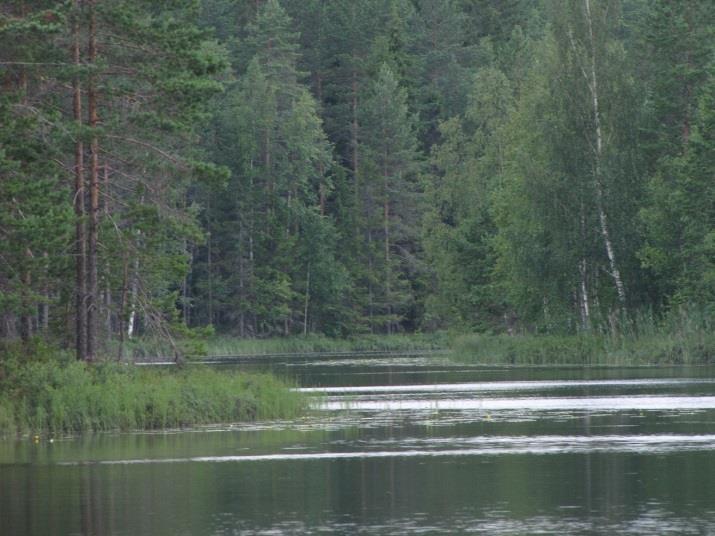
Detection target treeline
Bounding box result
[1,0,713,359]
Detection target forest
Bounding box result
[1,0,714,361]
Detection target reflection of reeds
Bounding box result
[452,305,715,366]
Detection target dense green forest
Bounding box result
[1,0,714,360]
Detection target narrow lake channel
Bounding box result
[3,354,715,534]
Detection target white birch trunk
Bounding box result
[579,258,591,329]
[127,257,139,338]
[584,0,627,306]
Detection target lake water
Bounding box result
[3,354,715,534]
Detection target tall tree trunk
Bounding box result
[579,258,590,329]
[103,164,113,338]
[265,129,272,219]
[578,202,590,329]
[206,226,213,325]
[20,250,33,342]
[584,0,627,307]
[351,71,359,205]
[73,0,87,361]
[318,161,326,216]
[86,0,99,360]
[384,165,391,335]
[127,257,139,339]
[117,251,128,360]
[41,251,49,333]
[303,264,310,336]
[182,239,191,325]
[367,230,374,332]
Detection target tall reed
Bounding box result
[0,358,306,438]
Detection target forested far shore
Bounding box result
[1,0,714,361]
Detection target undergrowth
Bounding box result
[452,307,715,365]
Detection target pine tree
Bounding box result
[0,2,74,344]
[1,1,227,358]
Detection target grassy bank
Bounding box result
[452,310,715,366]
[0,352,306,438]
[204,332,448,355]
[126,332,449,359]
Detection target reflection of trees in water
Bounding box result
[80,466,106,536]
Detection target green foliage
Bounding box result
[641,73,715,306]
[2,0,715,351]
[355,64,423,332]
[192,0,348,337]
[0,91,72,339]
[423,66,514,330]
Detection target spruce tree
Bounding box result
[359,64,422,333]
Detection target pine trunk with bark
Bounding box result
[86,0,100,360]
[73,0,87,361]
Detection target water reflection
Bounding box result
[3,360,715,535]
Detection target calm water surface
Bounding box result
[3,355,715,535]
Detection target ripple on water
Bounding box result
[296,378,715,394]
[318,395,715,412]
[213,507,715,535]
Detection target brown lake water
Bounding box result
[2,355,715,534]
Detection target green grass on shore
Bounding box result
[0,351,306,438]
[203,332,449,356]
[452,309,715,366]
[125,332,449,359]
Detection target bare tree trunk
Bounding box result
[384,167,391,335]
[303,264,310,336]
[86,0,100,360]
[318,161,326,216]
[248,170,256,335]
[117,251,128,360]
[127,257,139,339]
[20,250,33,342]
[101,164,112,338]
[367,230,374,332]
[578,202,590,330]
[2,313,17,340]
[265,128,272,219]
[584,0,627,307]
[16,15,34,343]
[42,251,49,332]
[207,222,214,328]
[73,0,87,361]
[579,258,591,330]
[182,240,191,325]
[351,71,359,206]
